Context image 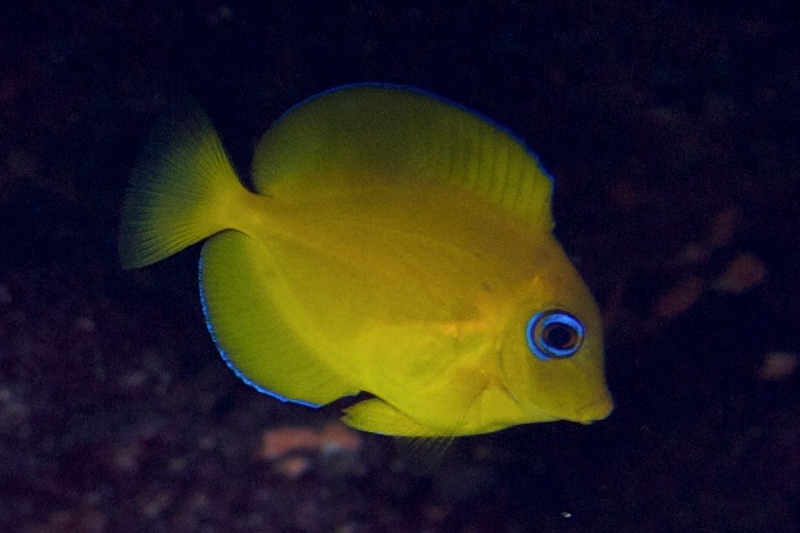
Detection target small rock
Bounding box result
[259,426,321,461]
[712,253,767,293]
[653,276,705,318]
[709,207,741,249]
[758,351,798,381]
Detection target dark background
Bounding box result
[2,1,799,531]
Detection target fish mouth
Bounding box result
[572,395,614,424]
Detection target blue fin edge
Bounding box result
[197,256,321,408]
[275,82,555,187]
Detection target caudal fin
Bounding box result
[119,106,245,268]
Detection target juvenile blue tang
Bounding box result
[120,84,613,437]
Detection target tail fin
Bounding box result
[119,106,245,268]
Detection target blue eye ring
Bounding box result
[526,310,585,360]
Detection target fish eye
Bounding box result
[526,310,585,360]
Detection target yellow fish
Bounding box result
[120,84,613,437]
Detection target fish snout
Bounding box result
[574,395,614,424]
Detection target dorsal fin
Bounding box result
[251,84,553,229]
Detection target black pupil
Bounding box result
[543,323,576,349]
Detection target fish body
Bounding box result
[120,85,612,437]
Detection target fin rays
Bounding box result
[200,231,360,406]
[251,85,554,229]
[119,107,246,268]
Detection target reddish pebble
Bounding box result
[654,276,705,318]
[713,253,767,293]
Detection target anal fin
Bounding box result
[200,230,359,406]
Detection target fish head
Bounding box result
[494,238,613,425]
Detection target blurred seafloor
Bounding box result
[2,1,799,531]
